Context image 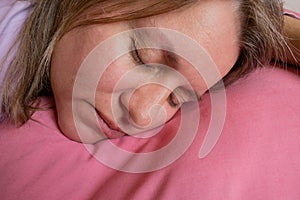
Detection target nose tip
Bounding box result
[130,103,164,128]
[121,84,171,128]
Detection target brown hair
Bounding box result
[225,0,287,84]
[0,0,288,124]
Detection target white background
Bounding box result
[284,0,300,12]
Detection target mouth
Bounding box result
[95,110,126,139]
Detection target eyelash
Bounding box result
[131,39,145,65]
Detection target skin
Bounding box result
[51,0,241,143]
[284,15,300,65]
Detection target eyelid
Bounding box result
[131,38,145,65]
[164,51,179,65]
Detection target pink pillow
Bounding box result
[284,9,300,19]
[1,66,300,199]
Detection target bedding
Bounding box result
[284,9,300,19]
[0,0,32,86]
[1,1,300,199]
[1,66,300,199]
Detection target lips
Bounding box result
[96,110,126,139]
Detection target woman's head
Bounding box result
[1,0,286,142]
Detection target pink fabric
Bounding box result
[284,9,300,19]
[1,66,300,199]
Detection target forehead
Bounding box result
[130,0,240,43]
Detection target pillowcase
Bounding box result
[1,66,300,199]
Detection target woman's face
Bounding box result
[51,0,240,142]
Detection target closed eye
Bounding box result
[131,38,145,65]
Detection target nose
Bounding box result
[121,84,172,127]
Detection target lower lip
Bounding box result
[96,112,125,139]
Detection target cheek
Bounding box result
[207,16,240,77]
[185,0,241,79]
[96,55,134,93]
[209,36,240,79]
[202,9,241,77]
